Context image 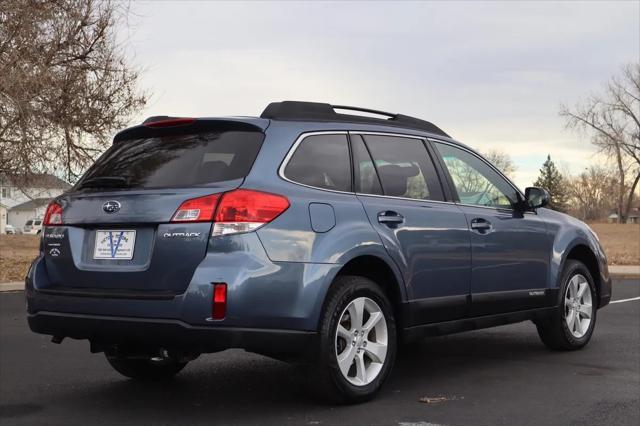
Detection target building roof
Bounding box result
[0,173,70,189]
[10,198,52,211]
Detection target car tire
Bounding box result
[106,354,188,380]
[536,260,598,351]
[313,275,397,404]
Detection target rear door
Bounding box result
[42,120,265,296]
[352,133,471,324]
[431,141,552,316]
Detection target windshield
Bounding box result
[76,130,264,190]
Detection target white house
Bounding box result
[8,198,53,230]
[0,173,71,230]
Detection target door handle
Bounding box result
[378,211,405,226]
[470,218,492,233]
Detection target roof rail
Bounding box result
[260,101,449,137]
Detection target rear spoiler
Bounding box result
[113,119,265,143]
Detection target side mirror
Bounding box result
[524,187,550,209]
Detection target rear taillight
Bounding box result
[212,189,289,236]
[43,202,63,225]
[171,194,221,222]
[170,189,289,236]
[212,283,227,320]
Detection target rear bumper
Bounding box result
[26,232,343,331]
[28,311,317,359]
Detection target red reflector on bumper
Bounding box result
[212,283,227,320]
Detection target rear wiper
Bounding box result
[79,176,129,188]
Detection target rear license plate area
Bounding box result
[93,230,136,260]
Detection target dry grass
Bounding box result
[0,223,639,283]
[0,235,40,282]
[588,223,640,266]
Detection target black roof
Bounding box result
[260,101,449,137]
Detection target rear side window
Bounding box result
[351,135,383,195]
[34,220,42,226]
[362,135,443,201]
[76,130,264,190]
[284,134,351,192]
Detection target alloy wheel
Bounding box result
[335,297,388,386]
[564,274,593,338]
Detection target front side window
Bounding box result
[362,135,443,201]
[434,142,518,209]
[284,134,351,192]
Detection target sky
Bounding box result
[123,1,639,189]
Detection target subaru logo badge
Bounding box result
[102,200,121,214]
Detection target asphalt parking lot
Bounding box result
[1,280,638,426]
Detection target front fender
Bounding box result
[539,209,611,306]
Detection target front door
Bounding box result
[351,133,471,324]
[432,141,553,316]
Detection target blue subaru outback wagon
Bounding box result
[27,101,612,402]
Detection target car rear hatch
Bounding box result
[41,118,266,297]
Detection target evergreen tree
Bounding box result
[533,155,569,212]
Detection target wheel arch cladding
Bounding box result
[320,255,406,329]
[564,244,601,305]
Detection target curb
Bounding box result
[609,266,640,280]
[0,282,24,292]
[609,273,640,279]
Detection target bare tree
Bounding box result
[567,165,617,221]
[0,0,147,185]
[560,63,640,223]
[482,149,517,179]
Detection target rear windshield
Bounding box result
[76,130,264,190]
[25,220,33,226]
